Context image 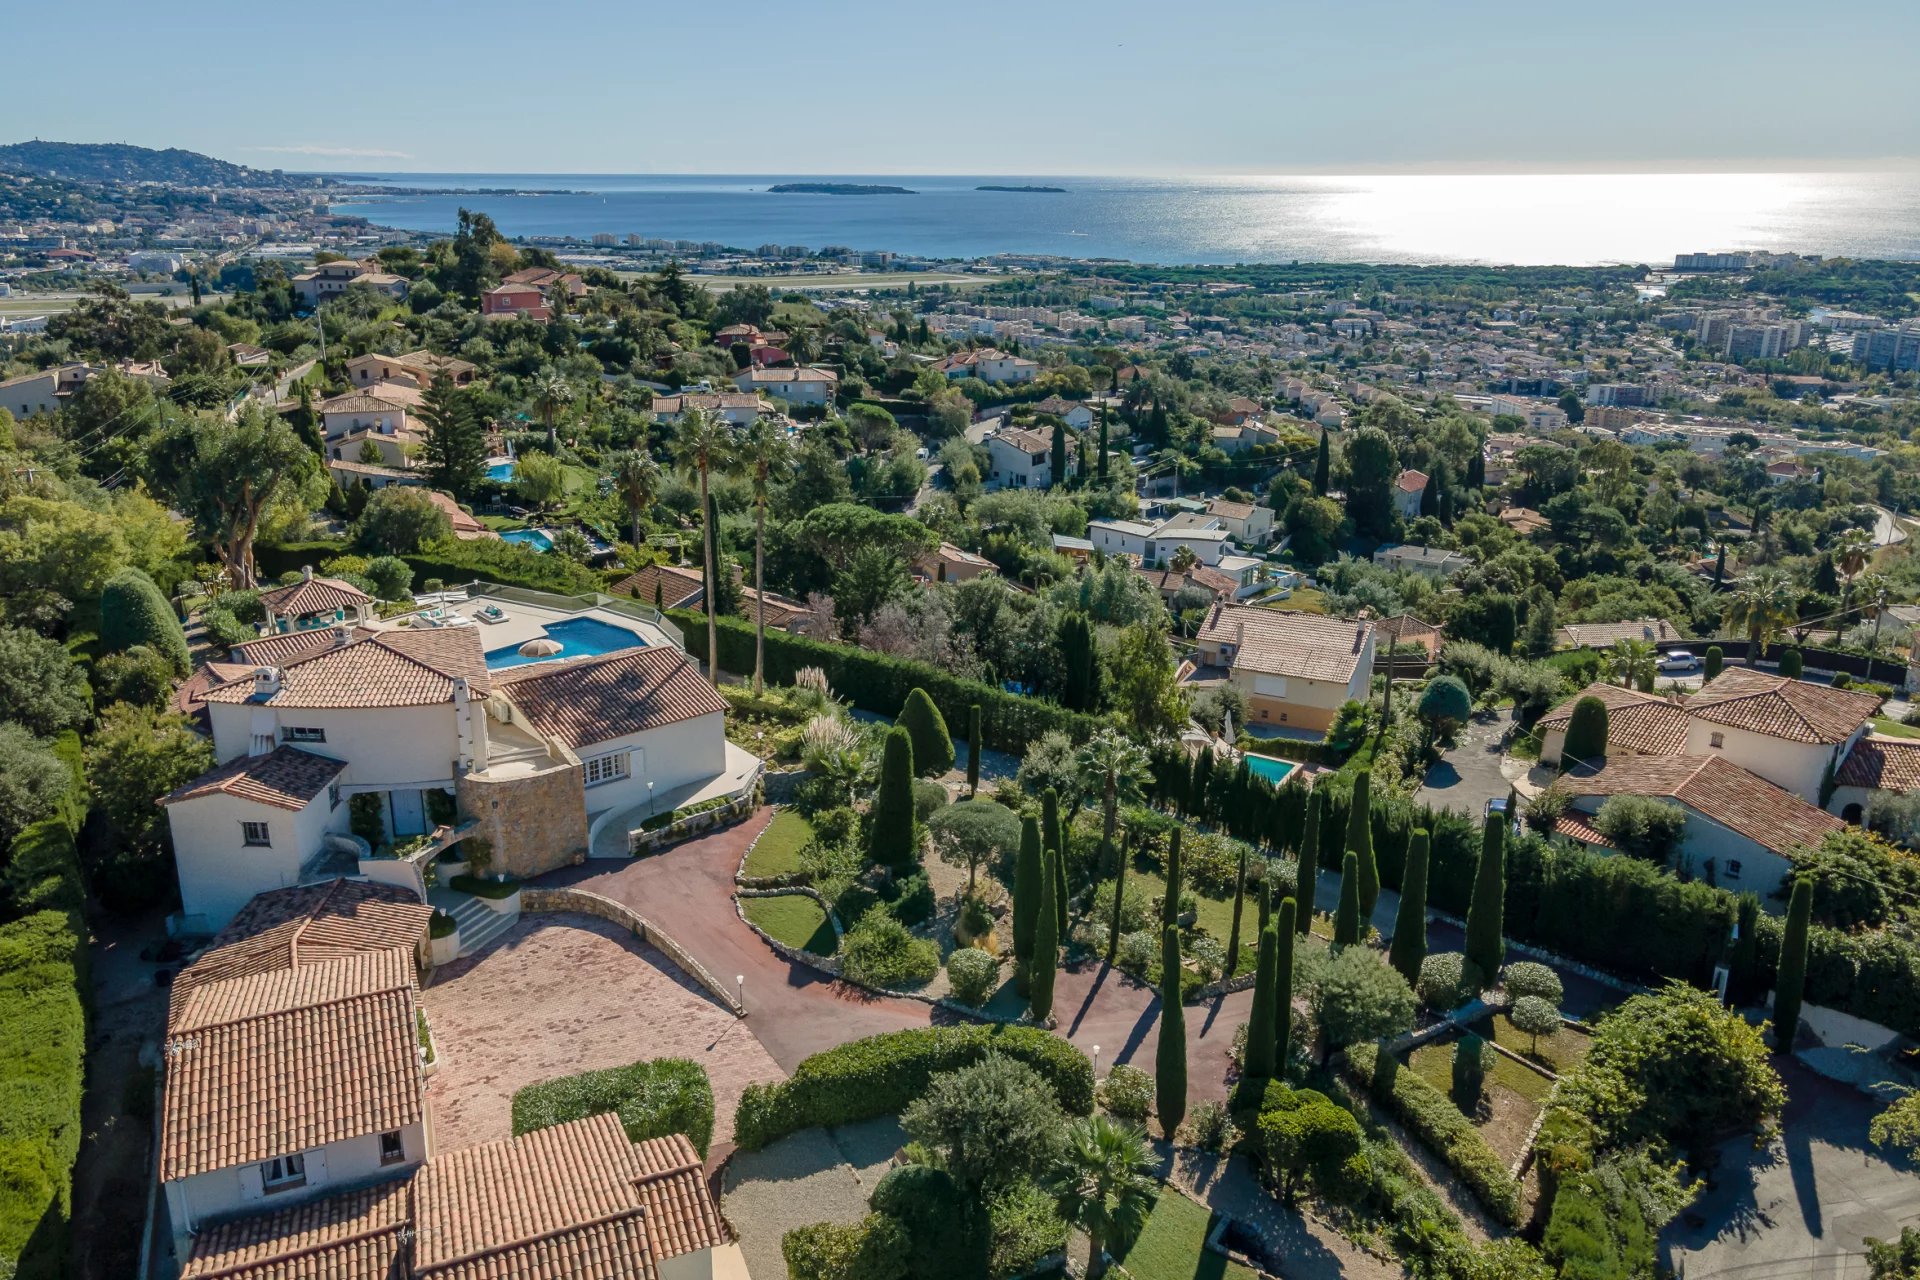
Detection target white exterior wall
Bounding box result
[1683,720,1841,803]
[322,406,406,440]
[985,437,1048,490]
[1,371,61,418]
[1088,520,1154,558]
[1147,532,1231,567]
[1216,507,1274,545]
[572,712,728,815]
[1566,796,1791,894]
[168,789,348,932]
[658,1247,719,1280]
[165,1121,425,1250]
[206,704,469,790]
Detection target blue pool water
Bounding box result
[484,616,646,669]
[1244,755,1297,785]
[499,527,552,552]
[487,460,517,482]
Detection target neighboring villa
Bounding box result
[480,282,551,320]
[652,391,764,426]
[293,259,409,307]
[912,542,997,584]
[346,349,478,390]
[1191,603,1375,734]
[0,358,171,417]
[320,388,421,476]
[1032,394,1094,428]
[985,426,1068,491]
[1393,469,1429,520]
[731,364,838,406]
[1372,543,1470,579]
[936,347,1039,383]
[1203,496,1275,548]
[609,562,815,633]
[1086,511,1263,588]
[1553,618,1687,651]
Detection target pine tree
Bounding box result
[1296,789,1321,935]
[1773,876,1812,1053]
[1030,845,1060,1024]
[1243,922,1278,1079]
[1274,898,1296,1075]
[420,377,487,501]
[1388,828,1430,986]
[1465,815,1506,982]
[1333,853,1361,947]
[1013,815,1042,987]
[1225,844,1249,975]
[867,727,918,876]
[1348,770,1379,920]
[966,704,982,797]
[1162,828,1184,928]
[1156,924,1187,1138]
[1313,432,1330,496]
[896,688,954,777]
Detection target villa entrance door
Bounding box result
[390,789,428,837]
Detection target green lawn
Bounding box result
[742,894,835,955]
[1124,867,1257,977]
[1408,1037,1553,1105]
[1112,1186,1260,1280]
[1478,1012,1591,1075]
[1873,716,1920,740]
[744,810,813,879]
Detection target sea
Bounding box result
[326,171,1920,268]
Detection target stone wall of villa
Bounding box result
[457,763,589,878]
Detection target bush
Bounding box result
[945,947,999,1006]
[986,1180,1069,1278]
[1501,961,1564,1005]
[1088,877,1152,936]
[428,909,457,940]
[1592,795,1688,863]
[1116,928,1157,976]
[1099,1063,1154,1120]
[812,805,859,849]
[897,687,955,777]
[885,872,935,926]
[1417,952,1481,1012]
[782,1215,910,1280]
[0,910,87,1277]
[198,604,255,649]
[1,820,85,919]
[733,1025,1094,1150]
[1184,1100,1237,1152]
[91,645,176,711]
[1510,996,1563,1053]
[511,1057,716,1158]
[1256,1086,1365,1201]
[839,913,939,989]
[1181,830,1254,897]
[1346,1044,1523,1226]
[911,779,948,824]
[868,1165,987,1280]
[99,567,188,674]
[362,554,414,600]
[353,486,453,555]
[448,873,520,899]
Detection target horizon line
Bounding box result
[296,160,1920,180]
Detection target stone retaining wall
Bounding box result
[522,887,744,1016]
[629,780,763,856]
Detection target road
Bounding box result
[1414,709,1520,818]
[1871,505,1908,548]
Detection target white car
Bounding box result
[1656,649,1701,673]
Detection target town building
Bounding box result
[293,259,408,307]
[730,365,838,406]
[936,348,1039,384]
[1393,469,1429,521]
[986,426,1069,491]
[1372,544,1470,579]
[1192,604,1375,734]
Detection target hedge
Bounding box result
[1345,1043,1523,1227]
[671,611,1108,755]
[1752,911,1920,1039]
[98,568,189,675]
[0,909,87,1279]
[510,1057,715,1158]
[733,1025,1094,1151]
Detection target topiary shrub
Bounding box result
[1417,952,1481,1012]
[945,947,999,1006]
[1501,960,1564,1005]
[100,568,189,675]
[897,687,955,777]
[1098,1063,1154,1121]
[911,779,948,824]
[511,1057,716,1157]
[840,913,939,989]
[1510,996,1564,1056]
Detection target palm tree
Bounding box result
[1169,544,1200,575]
[1724,570,1799,667]
[1047,1115,1157,1279]
[740,419,793,695]
[1605,637,1657,691]
[531,369,573,452]
[609,450,661,549]
[1835,527,1876,609]
[670,409,737,672]
[1075,730,1151,877]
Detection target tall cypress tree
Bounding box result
[1050,418,1068,489]
[1055,816,1071,932]
[1464,815,1506,984]
[1274,898,1297,1076]
[1013,815,1042,988]
[966,704,982,797]
[867,728,918,876]
[1333,852,1361,947]
[1107,828,1130,963]
[1225,844,1249,975]
[1097,412,1110,482]
[1388,828,1431,987]
[1296,789,1322,935]
[1773,876,1812,1053]
[1188,749,1214,822]
[1058,614,1100,712]
[1727,892,1761,1005]
[1030,845,1060,1024]
[1243,922,1278,1080]
[1162,828,1184,928]
[1349,770,1379,921]
[1313,432,1330,496]
[1156,924,1187,1138]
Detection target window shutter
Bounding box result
[240,1165,265,1202]
[306,1147,328,1188]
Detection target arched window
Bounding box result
[1842,803,1865,825]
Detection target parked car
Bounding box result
[1657,649,1701,673]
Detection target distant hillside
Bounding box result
[0,141,320,188]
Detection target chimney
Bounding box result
[332,623,352,648]
[252,667,282,701]
[301,565,314,581]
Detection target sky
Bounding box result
[9,0,1919,176]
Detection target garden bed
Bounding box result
[1112,1185,1261,1280]
[1469,1012,1592,1076]
[1403,1038,1545,1170]
[742,894,836,956]
[742,810,813,880]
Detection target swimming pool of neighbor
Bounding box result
[486,460,516,482]
[483,616,647,669]
[1244,754,1297,785]
[499,527,552,552]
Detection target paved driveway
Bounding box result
[1415,709,1517,817]
[1663,1060,1920,1278]
[421,913,783,1151]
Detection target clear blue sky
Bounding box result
[12,0,1918,175]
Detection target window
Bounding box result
[1726,860,1743,880]
[1709,732,1725,749]
[583,753,630,788]
[329,783,341,811]
[241,821,271,847]
[260,1153,306,1192]
[378,1131,405,1166]
[281,726,326,744]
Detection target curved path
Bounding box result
[538,807,1256,1097]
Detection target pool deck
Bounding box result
[388,594,675,658]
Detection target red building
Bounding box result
[481,283,549,320]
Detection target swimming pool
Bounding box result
[1244,754,1297,785]
[499,528,552,552]
[487,460,516,482]
[483,616,647,669]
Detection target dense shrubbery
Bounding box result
[510,1057,716,1157]
[256,537,601,596]
[98,567,188,674]
[838,913,938,989]
[1098,1063,1154,1121]
[944,947,998,1007]
[733,1025,1093,1150]
[1345,1043,1524,1226]
[0,909,87,1278]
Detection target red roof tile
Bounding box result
[494,647,726,750]
[1560,754,1844,857]
[1686,668,1882,744]
[159,746,345,812]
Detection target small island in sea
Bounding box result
[765,182,915,195]
[977,184,1067,193]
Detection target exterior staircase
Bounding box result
[429,886,518,959]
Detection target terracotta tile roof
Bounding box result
[1546,810,1615,849]
[630,1135,727,1261]
[994,427,1052,455]
[1538,682,1694,756]
[1396,469,1430,493]
[1195,603,1371,685]
[425,491,494,540]
[494,647,726,750]
[159,746,346,812]
[1554,618,1686,649]
[734,365,836,384]
[607,563,706,609]
[1686,668,1882,744]
[161,949,423,1182]
[176,660,257,714]
[173,880,431,1009]
[231,627,373,668]
[203,628,490,710]
[182,1180,410,1280]
[1205,497,1257,520]
[1836,735,1920,792]
[319,393,411,416]
[1136,565,1235,599]
[1560,754,1844,857]
[260,575,375,618]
